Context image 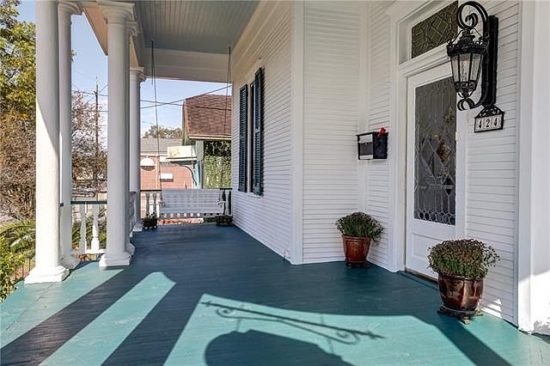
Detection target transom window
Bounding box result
[411,2,458,59]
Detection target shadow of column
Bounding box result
[0,268,146,365]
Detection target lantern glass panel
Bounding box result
[451,55,459,83]
[459,52,471,83]
[469,53,482,85]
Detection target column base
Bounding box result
[61,254,80,270]
[25,265,69,284]
[133,221,142,232]
[126,242,135,255]
[533,322,550,336]
[99,251,131,268]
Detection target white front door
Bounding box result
[406,63,464,278]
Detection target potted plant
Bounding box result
[336,212,383,266]
[216,215,233,226]
[428,239,500,313]
[142,213,158,230]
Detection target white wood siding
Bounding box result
[232,0,521,323]
[302,2,362,263]
[231,2,293,259]
[361,2,393,268]
[464,0,520,322]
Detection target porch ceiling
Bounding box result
[134,1,258,54]
[84,1,258,82]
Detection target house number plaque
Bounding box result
[474,105,504,133]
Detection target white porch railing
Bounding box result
[143,190,161,217]
[71,199,106,255]
[71,191,138,255]
[71,189,229,253]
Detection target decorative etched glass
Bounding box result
[411,2,458,59]
[414,77,456,225]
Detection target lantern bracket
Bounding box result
[449,1,499,111]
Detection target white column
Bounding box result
[58,1,82,270]
[99,3,134,268]
[129,67,145,232]
[26,0,69,283]
[518,0,550,335]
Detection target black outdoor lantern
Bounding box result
[447,29,486,106]
[447,1,504,132]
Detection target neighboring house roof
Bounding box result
[141,138,182,155]
[183,94,231,141]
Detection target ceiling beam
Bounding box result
[143,48,229,83]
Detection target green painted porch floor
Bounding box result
[1,225,549,365]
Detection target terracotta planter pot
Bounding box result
[437,273,483,312]
[342,235,371,265]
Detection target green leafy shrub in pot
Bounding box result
[142,213,158,230]
[428,239,500,279]
[336,212,383,240]
[336,212,383,266]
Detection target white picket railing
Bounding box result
[71,189,228,252]
[72,191,138,255]
[144,190,161,217]
[71,199,106,255]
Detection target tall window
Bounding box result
[238,67,264,195]
[238,85,248,192]
[249,82,256,191]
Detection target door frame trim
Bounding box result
[387,5,467,273]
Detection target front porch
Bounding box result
[1,224,547,365]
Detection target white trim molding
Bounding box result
[290,0,305,264]
[517,0,550,335]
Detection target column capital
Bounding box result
[58,0,82,16]
[130,67,146,83]
[98,0,135,25]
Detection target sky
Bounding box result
[17,0,230,133]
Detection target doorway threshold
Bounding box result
[398,270,438,291]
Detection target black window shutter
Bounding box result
[253,68,264,196]
[238,85,248,192]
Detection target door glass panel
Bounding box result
[414,77,456,225]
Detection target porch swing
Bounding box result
[149,41,232,220]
